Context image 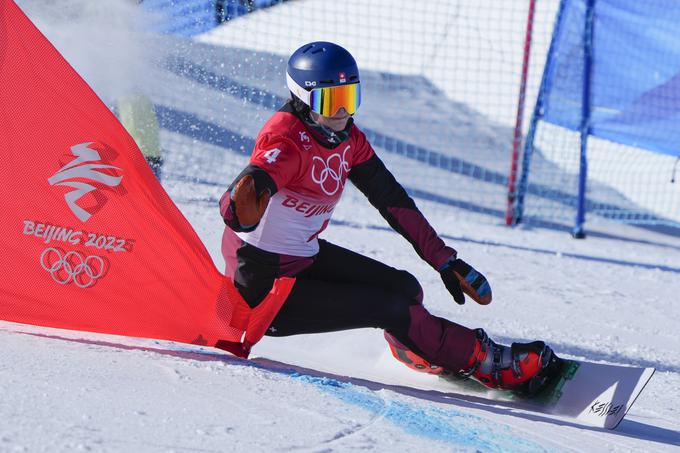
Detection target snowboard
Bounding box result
[433,358,655,429]
[256,332,656,431]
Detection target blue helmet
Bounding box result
[287,41,360,88]
[286,42,361,116]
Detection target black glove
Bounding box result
[440,258,492,305]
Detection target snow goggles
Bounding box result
[287,73,361,116]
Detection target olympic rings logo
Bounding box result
[311,145,351,196]
[40,247,107,288]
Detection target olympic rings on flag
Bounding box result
[40,247,106,288]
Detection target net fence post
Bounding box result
[573,0,596,239]
[513,0,568,226]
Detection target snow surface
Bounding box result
[4,1,680,452]
[3,215,680,452]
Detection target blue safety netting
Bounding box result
[541,0,680,157]
[141,0,288,37]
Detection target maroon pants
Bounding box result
[266,240,477,371]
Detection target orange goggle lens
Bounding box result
[309,83,361,116]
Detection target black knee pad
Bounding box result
[395,270,423,304]
[378,292,413,333]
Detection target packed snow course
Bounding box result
[3,1,680,452]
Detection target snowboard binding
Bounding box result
[461,329,563,397]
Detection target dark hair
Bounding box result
[289,95,311,118]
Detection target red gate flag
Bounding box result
[0,0,257,348]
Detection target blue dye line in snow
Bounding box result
[292,374,553,452]
[21,332,558,451]
[156,105,254,154]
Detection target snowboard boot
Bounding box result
[461,328,562,396]
[385,330,562,397]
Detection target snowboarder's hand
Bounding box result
[440,258,492,305]
[231,175,271,228]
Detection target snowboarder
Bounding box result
[219,41,559,395]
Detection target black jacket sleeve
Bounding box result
[348,155,456,270]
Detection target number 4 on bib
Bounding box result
[263,148,281,164]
